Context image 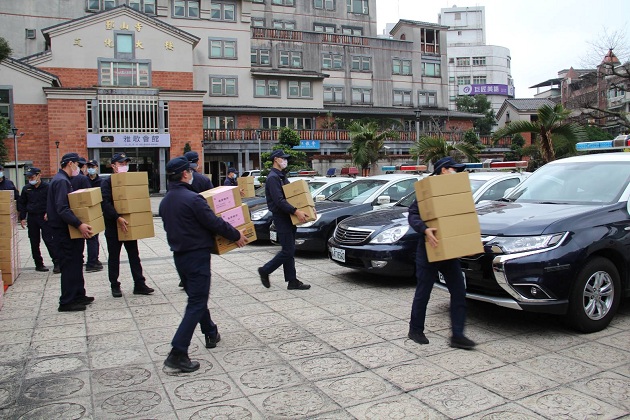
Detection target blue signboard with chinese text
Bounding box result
[293,140,320,150]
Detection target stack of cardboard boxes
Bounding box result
[68,187,105,239]
[282,180,317,225]
[111,172,154,241]
[237,176,255,198]
[200,185,257,254]
[414,172,483,262]
[0,191,19,291]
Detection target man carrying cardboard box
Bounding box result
[160,156,247,373]
[46,153,94,312]
[257,150,311,290]
[184,151,214,193]
[407,156,476,350]
[101,153,154,298]
[85,159,104,272]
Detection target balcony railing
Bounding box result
[252,27,303,41]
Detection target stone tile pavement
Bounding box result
[0,216,629,419]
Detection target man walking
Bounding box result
[160,156,247,372]
[0,164,19,200]
[223,167,238,186]
[184,151,213,192]
[85,159,103,272]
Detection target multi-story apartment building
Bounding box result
[1,1,480,191]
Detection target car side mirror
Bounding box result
[315,195,326,201]
[376,195,390,205]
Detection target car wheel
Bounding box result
[567,257,620,333]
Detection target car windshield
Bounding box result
[255,186,266,197]
[470,178,489,194]
[308,181,327,193]
[507,160,630,204]
[397,192,415,207]
[326,179,388,204]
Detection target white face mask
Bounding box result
[29,179,38,185]
[71,164,80,177]
[0,172,4,178]
[117,165,129,173]
[279,159,288,170]
[187,171,194,185]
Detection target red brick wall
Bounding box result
[7,104,52,177]
[168,101,203,158]
[153,71,194,90]
[39,68,98,88]
[46,99,89,176]
[236,114,260,129]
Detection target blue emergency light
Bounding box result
[576,136,630,151]
[380,165,427,172]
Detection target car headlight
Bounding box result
[250,209,269,221]
[488,233,566,254]
[370,225,410,244]
[299,214,321,228]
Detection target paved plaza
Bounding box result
[0,203,629,419]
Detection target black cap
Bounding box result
[78,157,87,167]
[25,167,41,177]
[270,150,291,160]
[432,156,466,175]
[61,152,80,165]
[111,152,131,164]
[227,167,238,174]
[184,151,199,163]
[87,159,98,167]
[166,156,190,175]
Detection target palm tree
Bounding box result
[492,103,587,163]
[410,135,479,165]
[348,121,398,176]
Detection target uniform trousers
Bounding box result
[52,226,86,305]
[410,244,467,337]
[171,248,217,353]
[261,227,297,282]
[27,213,56,267]
[86,233,100,267]
[105,236,145,288]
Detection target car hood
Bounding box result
[339,206,408,229]
[315,200,357,213]
[476,201,615,235]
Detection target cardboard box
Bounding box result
[2,270,16,287]
[0,235,15,250]
[418,192,476,220]
[0,223,16,238]
[290,205,317,225]
[0,213,16,226]
[200,186,242,214]
[111,172,149,187]
[111,185,150,201]
[282,179,310,198]
[0,190,13,203]
[69,216,105,239]
[114,198,152,214]
[218,204,251,228]
[213,222,257,255]
[119,212,153,227]
[237,177,255,198]
[68,187,102,208]
[425,232,484,262]
[117,223,155,241]
[426,213,481,240]
[71,204,103,223]
[287,192,315,209]
[415,172,471,201]
[0,272,4,310]
[0,201,16,215]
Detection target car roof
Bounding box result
[548,152,630,164]
[467,171,527,181]
[359,174,421,181]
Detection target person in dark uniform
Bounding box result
[0,164,19,201]
[407,156,476,350]
[101,152,155,298]
[18,167,56,272]
[160,156,247,373]
[47,153,94,312]
[223,167,238,186]
[257,150,311,290]
[184,151,213,193]
[85,159,103,272]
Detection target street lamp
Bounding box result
[414,109,422,165]
[55,141,60,168]
[256,129,262,170]
[11,127,24,191]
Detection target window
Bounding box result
[0,89,12,123]
[173,0,199,17]
[273,20,295,29]
[322,53,343,69]
[456,57,470,66]
[314,0,334,10]
[393,89,412,106]
[262,117,312,129]
[421,62,440,77]
[93,95,165,133]
[115,32,134,59]
[457,76,470,85]
[211,2,236,21]
[341,26,362,35]
[418,91,437,107]
[454,12,461,20]
[128,0,156,14]
[255,80,280,97]
[87,0,116,11]
[210,76,237,96]
[346,0,368,14]
[204,116,235,129]
[271,0,294,5]
[99,61,151,87]
[209,39,236,59]
[251,17,265,27]
[351,56,371,72]
[352,88,372,104]
[288,81,312,98]
[472,56,486,66]
[324,86,344,102]
[392,58,411,75]
[252,0,264,3]
[25,29,36,39]
[314,23,336,33]
[251,49,270,66]
[279,51,302,68]
[473,76,487,84]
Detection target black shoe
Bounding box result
[205,332,221,349]
[164,350,200,373]
[258,267,270,288]
[408,330,429,345]
[287,280,310,290]
[450,335,476,350]
[58,302,87,312]
[96,260,104,268]
[35,265,49,272]
[178,280,184,288]
[74,296,95,305]
[53,264,61,274]
[133,284,155,295]
[111,287,123,298]
[85,265,103,272]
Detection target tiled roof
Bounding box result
[504,98,555,111]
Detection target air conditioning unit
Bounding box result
[25,29,36,39]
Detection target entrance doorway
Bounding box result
[94,148,162,193]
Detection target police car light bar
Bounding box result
[464,161,528,170]
[380,165,428,172]
[575,138,630,151]
[297,170,317,176]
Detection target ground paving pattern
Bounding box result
[0,214,628,419]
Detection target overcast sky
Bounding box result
[376,0,629,98]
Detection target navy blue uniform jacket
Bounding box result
[265,168,297,233]
[70,173,91,191]
[159,182,240,253]
[100,176,122,238]
[191,170,214,193]
[408,199,429,244]
[19,181,50,219]
[0,178,19,201]
[224,177,237,187]
[88,174,103,189]
[47,170,82,229]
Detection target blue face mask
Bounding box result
[0,172,4,178]
[29,179,38,185]
[87,168,97,175]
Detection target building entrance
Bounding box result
[92,148,163,193]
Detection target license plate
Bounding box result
[270,230,277,242]
[331,247,345,262]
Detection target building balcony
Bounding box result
[251,27,369,46]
